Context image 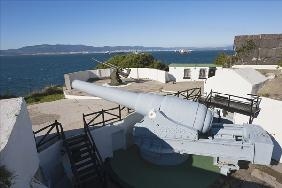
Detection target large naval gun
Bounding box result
[72,80,273,175]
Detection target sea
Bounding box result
[0,50,233,96]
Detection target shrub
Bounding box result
[96,53,168,71]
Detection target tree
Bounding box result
[96,53,168,71]
[213,39,256,67]
[213,53,236,68]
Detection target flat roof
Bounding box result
[169,63,221,67]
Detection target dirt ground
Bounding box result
[257,69,282,101]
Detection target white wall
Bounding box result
[65,68,168,90]
[38,141,64,187]
[168,66,212,82]
[128,68,168,83]
[204,69,253,96]
[0,98,40,188]
[232,64,282,70]
[64,69,112,90]
[233,97,282,162]
[91,113,143,160]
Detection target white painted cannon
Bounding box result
[72,80,273,175]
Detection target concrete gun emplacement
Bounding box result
[72,80,273,175]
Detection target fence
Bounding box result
[33,120,64,152]
[83,105,133,127]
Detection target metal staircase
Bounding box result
[63,129,106,188]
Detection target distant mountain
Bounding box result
[0,44,233,56]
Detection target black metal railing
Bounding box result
[203,90,262,123]
[166,87,202,101]
[83,122,104,166]
[33,120,65,152]
[83,105,133,127]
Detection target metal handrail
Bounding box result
[33,120,65,152]
[83,124,104,165]
[166,87,202,101]
[83,105,133,127]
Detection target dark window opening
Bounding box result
[208,67,216,78]
[183,69,191,79]
[199,68,207,79]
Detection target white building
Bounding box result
[168,64,221,82]
[204,68,267,96]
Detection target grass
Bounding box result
[0,85,64,104]
[0,166,13,188]
[24,85,64,104]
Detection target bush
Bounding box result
[213,53,236,68]
[96,53,168,71]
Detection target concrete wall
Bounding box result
[65,68,169,90]
[204,69,252,96]
[128,68,168,83]
[91,112,143,160]
[0,98,40,188]
[232,64,282,70]
[233,97,282,162]
[38,141,64,187]
[64,69,112,90]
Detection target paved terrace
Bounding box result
[29,79,204,133]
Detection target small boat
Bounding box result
[179,49,191,54]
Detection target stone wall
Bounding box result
[234,34,282,64]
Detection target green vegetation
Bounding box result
[24,85,64,104]
[213,53,238,68]
[96,53,169,71]
[0,86,64,104]
[0,166,13,188]
[213,39,256,67]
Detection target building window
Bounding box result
[183,69,191,79]
[208,67,216,78]
[199,68,207,79]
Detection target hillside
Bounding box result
[0,44,233,56]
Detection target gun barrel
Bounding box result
[72,80,213,133]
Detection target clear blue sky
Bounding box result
[0,0,282,50]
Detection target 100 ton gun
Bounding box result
[72,80,273,175]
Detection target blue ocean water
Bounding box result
[0,50,232,96]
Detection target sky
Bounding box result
[0,0,282,50]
